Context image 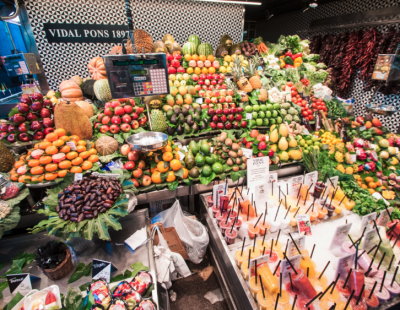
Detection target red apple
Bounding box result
[44,127,54,135]
[132,168,143,179]
[104,107,114,116]
[122,114,132,123]
[42,99,52,107]
[236,114,242,121]
[221,84,227,89]
[32,92,43,101]
[233,121,239,129]
[0,132,8,139]
[202,85,208,90]
[31,101,42,112]
[219,97,226,103]
[166,53,174,62]
[168,67,176,74]
[26,112,38,121]
[225,122,232,130]
[111,116,121,124]
[111,101,121,108]
[18,103,30,114]
[102,116,111,125]
[124,105,133,114]
[30,121,42,131]
[131,120,139,129]
[131,113,139,120]
[7,124,16,132]
[205,97,211,104]
[0,123,8,132]
[217,122,224,130]
[198,80,204,85]
[227,89,234,96]
[18,132,30,142]
[100,125,110,133]
[228,114,235,122]
[246,142,253,148]
[114,106,124,116]
[128,150,140,162]
[171,59,180,68]
[211,79,217,85]
[20,95,32,105]
[192,74,199,81]
[120,123,131,132]
[241,120,248,128]
[109,124,120,134]
[138,116,147,126]
[177,67,185,73]
[7,134,16,143]
[142,175,152,186]
[131,178,140,187]
[194,85,201,91]
[40,108,51,118]
[105,102,112,108]
[13,113,25,124]
[42,118,54,128]
[226,95,233,103]
[33,131,45,140]
[174,54,182,61]
[124,161,135,170]
[18,123,28,132]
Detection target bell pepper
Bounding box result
[292,52,303,60]
[285,64,294,69]
[280,59,285,68]
[285,51,293,58]
[284,56,294,66]
[294,58,303,68]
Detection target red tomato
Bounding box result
[302,111,308,116]
[291,91,297,97]
[287,82,293,87]
[311,103,316,108]
[317,98,323,102]
[308,115,314,121]
[296,94,301,98]
[322,106,327,111]
[313,108,318,112]
[291,86,297,91]
[311,98,317,102]
[302,100,307,105]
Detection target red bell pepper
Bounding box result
[285,51,293,58]
[285,64,294,69]
[292,52,303,60]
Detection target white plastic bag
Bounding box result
[152,200,209,264]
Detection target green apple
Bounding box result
[299,139,306,146]
[306,140,313,146]
[253,105,260,112]
[252,112,258,119]
[276,116,282,124]
[267,104,273,111]
[272,110,278,118]
[245,105,253,113]
[256,118,263,126]
[263,119,270,126]
[266,111,272,118]
[312,136,319,142]
[260,105,267,112]
[273,103,280,110]
[270,118,276,125]
[258,111,265,118]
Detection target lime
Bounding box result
[252,112,258,119]
[195,153,205,166]
[270,118,276,125]
[276,117,282,124]
[245,105,253,113]
[314,142,321,147]
[202,165,212,176]
[273,103,280,110]
[272,110,278,118]
[211,154,219,162]
[205,155,215,165]
[212,162,223,174]
[263,119,270,126]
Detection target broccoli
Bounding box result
[288,107,298,115]
[284,114,293,122]
[280,109,288,116]
[281,102,291,110]
[293,115,301,123]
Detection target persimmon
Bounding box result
[54,128,66,137]
[45,146,58,155]
[45,132,58,142]
[58,170,68,178]
[81,160,93,170]
[60,135,71,142]
[70,135,79,142]
[39,156,52,165]
[88,155,98,163]
[76,145,86,153]
[45,163,58,172]
[53,139,65,147]
[162,152,173,162]
[166,171,176,182]
[39,141,52,150]
[70,166,82,173]
[79,151,90,159]
[71,157,83,166]
[365,177,374,183]
[44,173,58,181]
[58,160,71,169]
[18,175,31,183]
[77,140,86,146]
[14,161,25,169]
[31,166,44,175]
[66,152,78,160]
[11,173,19,181]
[60,145,71,153]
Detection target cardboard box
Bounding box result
[154,226,188,260]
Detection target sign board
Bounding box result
[329,223,352,250]
[92,259,117,283]
[247,157,269,188]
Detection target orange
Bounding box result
[368,188,376,194]
[70,135,79,142]
[365,177,374,183]
[44,173,58,181]
[39,156,52,165]
[45,132,58,142]
[184,54,192,62]
[361,184,368,189]
[175,152,180,160]
[53,139,65,147]
[182,168,188,179]
[154,154,162,163]
[88,155,99,163]
[59,160,71,169]
[150,167,158,174]
[70,166,82,173]
[170,159,182,171]
[89,148,97,155]
[166,171,176,182]
[39,141,52,150]
[186,67,193,74]
[60,145,71,153]
[28,159,40,167]
[54,128,66,137]
[207,55,215,62]
[76,145,86,153]
[199,55,206,62]
[157,161,169,173]
[375,180,381,187]
[194,67,201,75]
[45,146,58,155]
[208,67,216,74]
[81,160,93,170]
[151,171,162,184]
[18,175,31,183]
[11,173,18,181]
[368,182,377,189]
[34,143,40,149]
[163,145,172,153]
[31,166,44,175]
[66,152,78,160]
[192,54,199,61]
[163,152,173,162]
[77,140,86,146]
[79,151,90,159]
[14,161,25,169]
[57,170,68,178]
[60,136,71,142]
[71,157,83,166]
[45,163,58,172]
[27,150,32,155]
[201,67,209,74]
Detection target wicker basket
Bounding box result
[41,248,73,280]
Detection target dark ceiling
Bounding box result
[244,0,339,20]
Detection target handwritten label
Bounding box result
[297,214,312,236]
[329,223,352,250]
[247,157,269,188]
[195,98,203,104]
[289,175,304,197]
[287,235,305,257]
[360,126,366,131]
[304,171,318,193]
[362,229,378,252]
[281,254,301,282]
[267,173,278,197]
[242,148,253,159]
[213,184,226,207]
[66,141,77,151]
[360,212,377,233]
[74,173,83,181]
[246,113,253,120]
[336,253,355,280]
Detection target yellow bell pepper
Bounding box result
[279,56,286,68]
[294,57,303,68]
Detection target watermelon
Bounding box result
[187,35,201,51]
[197,43,213,57]
[182,42,197,56]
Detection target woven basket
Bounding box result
[42,248,73,280]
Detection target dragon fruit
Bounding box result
[364,162,376,172]
[356,148,367,161]
[358,164,364,172]
[388,136,395,146]
[345,143,355,152]
[367,150,378,162]
[353,138,364,148]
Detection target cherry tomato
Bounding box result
[311,103,316,108]
[322,106,327,111]
[302,100,307,105]
[311,98,317,102]
[287,82,293,87]
[317,98,323,103]
[308,115,314,121]
[296,94,301,98]
[291,86,297,91]
[313,108,318,112]
[302,111,308,116]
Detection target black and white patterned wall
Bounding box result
[25,0,244,90]
[257,0,400,132]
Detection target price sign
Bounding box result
[281,254,301,282]
[360,126,366,131]
[92,259,117,283]
[242,148,253,159]
[304,171,318,193]
[66,141,77,151]
[7,274,39,295]
[247,157,269,188]
[74,173,83,181]
[329,223,352,250]
[336,253,355,280]
[267,173,278,197]
[195,98,203,104]
[362,229,378,252]
[287,235,305,257]
[213,183,226,207]
[289,175,304,197]
[360,212,377,233]
[246,113,253,120]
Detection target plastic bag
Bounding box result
[0,182,19,200]
[152,200,209,264]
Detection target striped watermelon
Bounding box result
[182,42,197,55]
[187,35,201,51]
[197,43,213,57]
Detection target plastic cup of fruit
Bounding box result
[342,241,357,254]
[235,249,248,267]
[267,251,279,264]
[249,276,262,298]
[335,300,353,310]
[285,282,301,297]
[256,239,269,253]
[269,239,283,251]
[219,194,230,211]
[207,196,214,208]
[385,279,400,296]
[269,220,280,233]
[362,290,380,308]
[334,201,344,215]
[350,298,367,310]
[233,218,242,231]
[248,224,260,239]
[272,290,290,305]
[374,286,390,302]
[211,205,220,218]
[280,217,290,229]
[348,269,365,297]
[257,291,273,310]
[316,206,328,219]
[319,298,334,310]
[216,211,227,227]
[290,217,298,227]
[313,272,328,287]
[228,210,238,219]
[326,205,336,217]
[296,297,315,310]
[322,288,340,302]
[220,219,231,236]
[344,198,356,211]
[241,261,250,280]
[259,221,270,236]
[336,280,352,296]
[250,246,261,259]
[225,229,237,245]
[309,210,319,222]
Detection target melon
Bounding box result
[220,34,233,47]
[76,100,95,118]
[70,75,83,87]
[152,41,168,53]
[95,136,118,156]
[197,43,213,57]
[230,44,241,55]
[162,34,175,49]
[168,42,182,55]
[82,79,96,99]
[187,35,201,51]
[94,79,112,101]
[182,42,197,56]
[215,44,229,58]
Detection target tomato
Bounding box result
[311,98,317,102]
[302,111,308,116]
[286,82,293,87]
[317,98,323,103]
[302,100,307,105]
[322,106,327,111]
[291,91,297,97]
[311,103,316,108]
[296,94,301,98]
[313,108,318,112]
[308,115,314,121]
[291,86,297,91]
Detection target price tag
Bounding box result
[213,183,226,207]
[304,171,318,193]
[247,157,269,188]
[74,173,83,181]
[287,235,305,257]
[246,113,253,120]
[66,141,77,151]
[92,259,117,283]
[178,151,185,160]
[281,254,301,282]
[336,253,355,280]
[242,148,253,159]
[350,154,357,162]
[360,212,377,233]
[395,147,399,154]
[303,128,310,135]
[195,98,203,104]
[360,126,366,131]
[289,175,304,197]
[378,207,393,226]
[329,223,352,250]
[265,135,269,142]
[267,173,278,196]
[1,187,5,195]
[210,147,214,153]
[297,214,312,236]
[362,229,378,252]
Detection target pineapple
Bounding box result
[335,151,344,163]
[258,88,268,102]
[353,164,359,173]
[248,56,261,89]
[345,167,354,175]
[232,57,253,93]
[336,164,345,174]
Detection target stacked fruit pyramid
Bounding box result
[213,132,247,172]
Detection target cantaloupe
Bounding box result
[75,100,95,118]
[94,79,112,101]
[95,136,118,156]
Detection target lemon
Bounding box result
[219,66,227,73]
[169,80,173,87]
[183,73,190,80]
[173,80,181,87]
[169,74,176,81]
[186,67,193,74]
[176,73,183,81]
[224,55,232,62]
[227,67,233,73]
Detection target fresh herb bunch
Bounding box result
[302,147,320,173]
[35,241,67,270]
[325,98,346,118]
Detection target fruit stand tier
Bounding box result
[0,209,160,308]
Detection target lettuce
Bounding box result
[303,54,321,63]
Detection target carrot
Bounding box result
[257,42,268,53]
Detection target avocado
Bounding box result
[200,140,210,155]
[174,106,181,115]
[192,123,199,133]
[176,124,184,135]
[201,120,207,131]
[184,123,192,134]
[195,106,202,113]
[193,112,200,123]
[166,109,174,120]
[178,113,185,124]
[170,114,178,125]
[189,140,199,155]
[188,105,194,113]
[189,167,200,178]
[182,106,189,117]
[167,126,175,135]
[195,152,205,167]
[185,149,195,169]
[186,114,193,126]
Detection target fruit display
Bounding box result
[2,92,55,144]
[207,104,246,131]
[240,41,257,56]
[0,140,15,172]
[212,132,247,172]
[222,54,248,75]
[10,130,99,184]
[244,101,282,128]
[165,105,207,136]
[182,54,219,76]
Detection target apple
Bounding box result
[7,124,16,132]
[220,89,227,96]
[218,79,224,85]
[205,97,211,104]
[128,150,140,162]
[198,80,204,85]
[114,106,125,116]
[194,85,201,91]
[211,97,218,104]
[233,121,239,129]
[174,54,182,61]
[94,123,102,129]
[192,74,199,81]
[135,107,144,114]
[170,59,180,68]
[257,135,266,142]
[225,122,232,130]
[111,101,121,108]
[246,142,253,148]
[237,107,244,113]
[202,85,208,90]
[201,104,209,109]
[217,122,224,130]
[209,122,217,130]
[33,131,45,140]
[205,79,211,86]
[216,108,222,115]
[198,90,205,97]
[137,159,145,169]
[109,124,120,134]
[42,118,54,128]
[228,114,235,122]
[227,89,234,96]
[131,120,139,129]
[105,102,112,108]
[7,134,16,143]
[102,116,111,125]
[236,114,242,121]
[220,115,227,123]
[18,132,30,142]
[43,99,52,107]
[223,108,230,115]
[215,84,221,90]
[212,115,219,122]
[257,152,265,157]
[177,67,185,73]
[12,114,25,125]
[44,127,54,135]
[226,96,233,103]
[20,95,32,105]
[207,108,215,115]
[199,74,206,80]
[97,113,105,121]
[206,74,212,80]
[213,90,220,97]
[0,132,8,139]
[32,92,43,101]
[131,113,139,120]
[250,129,259,138]
[166,53,174,62]
[104,107,114,116]
[26,112,38,121]
[139,116,147,126]
[211,79,217,85]
[142,175,152,186]
[241,120,248,128]
[111,116,121,125]
[124,161,135,170]
[31,101,42,112]
[30,121,42,131]
[168,67,176,74]
[219,73,225,79]
[221,84,227,89]
[122,114,132,123]
[18,103,30,114]
[126,98,135,106]
[0,123,8,132]
[120,123,131,132]
[100,125,110,133]
[206,90,213,97]
[258,141,267,150]
[219,97,226,103]
[131,178,140,187]
[40,108,51,118]
[18,123,28,132]
[132,168,143,179]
